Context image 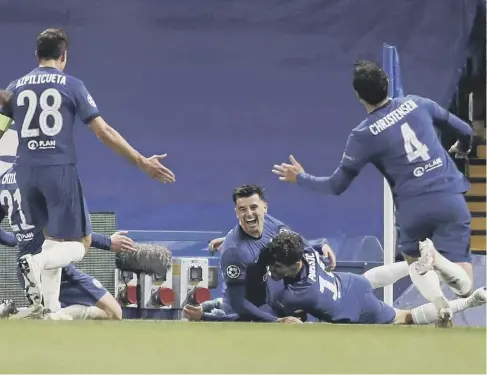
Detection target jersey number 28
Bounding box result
[17,88,63,138]
[401,123,430,162]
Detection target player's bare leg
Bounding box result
[403,253,452,326]
[417,238,473,297]
[60,293,122,320]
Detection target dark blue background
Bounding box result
[0,0,480,241]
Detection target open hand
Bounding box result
[277,316,303,324]
[183,304,203,321]
[322,244,336,271]
[209,237,225,252]
[110,231,136,253]
[272,155,305,183]
[141,154,176,183]
[448,141,470,159]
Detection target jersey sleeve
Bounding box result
[276,287,316,317]
[415,95,473,152]
[219,246,248,284]
[297,130,371,195]
[0,81,16,131]
[71,79,100,124]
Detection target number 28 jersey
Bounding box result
[1,66,100,166]
[341,95,471,199]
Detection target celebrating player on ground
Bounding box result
[262,232,486,325]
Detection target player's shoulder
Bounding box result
[62,73,86,89]
[398,94,434,108]
[264,214,291,232]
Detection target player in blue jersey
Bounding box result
[0,167,133,319]
[184,184,329,323]
[0,28,175,310]
[272,60,475,325]
[262,232,486,325]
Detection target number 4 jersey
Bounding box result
[0,66,100,166]
[340,95,472,199]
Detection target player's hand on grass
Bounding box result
[448,141,470,159]
[110,231,136,253]
[183,304,203,321]
[209,237,225,252]
[321,244,336,271]
[277,316,303,324]
[140,154,176,183]
[272,155,305,183]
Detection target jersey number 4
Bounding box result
[401,123,430,162]
[0,189,34,232]
[17,88,63,138]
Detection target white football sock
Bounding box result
[411,296,474,324]
[363,261,409,289]
[33,240,85,270]
[408,262,449,311]
[60,305,109,320]
[40,268,62,312]
[433,252,472,297]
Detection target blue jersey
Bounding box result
[220,214,291,309]
[1,67,100,166]
[0,167,112,256]
[297,95,472,200]
[0,167,43,256]
[272,249,386,324]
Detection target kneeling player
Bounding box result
[0,168,134,319]
[0,230,132,320]
[262,232,486,325]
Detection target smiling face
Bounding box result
[235,193,267,238]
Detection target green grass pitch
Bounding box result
[0,320,484,374]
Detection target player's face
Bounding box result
[235,194,267,238]
[269,262,294,280]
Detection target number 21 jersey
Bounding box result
[2,66,100,166]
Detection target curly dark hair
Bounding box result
[352,59,388,105]
[259,231,304,266]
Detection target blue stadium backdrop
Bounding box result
[0,0,480,246]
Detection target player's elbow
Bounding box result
[89,117,113,142]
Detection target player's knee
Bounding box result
[392,309,413,325]
[97,294,123,320]
[106,304,123,320]
[81,235,92,255]
[455,262,474,297]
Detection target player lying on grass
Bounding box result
[260,231,486,325]
[203,236,411,317]
[185,184,333,323]
[0,167,134,320]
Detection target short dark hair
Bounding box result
[352,60,388,105]
[260,232,304,266]
[36,28,69,61]
[232,184,265,204]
